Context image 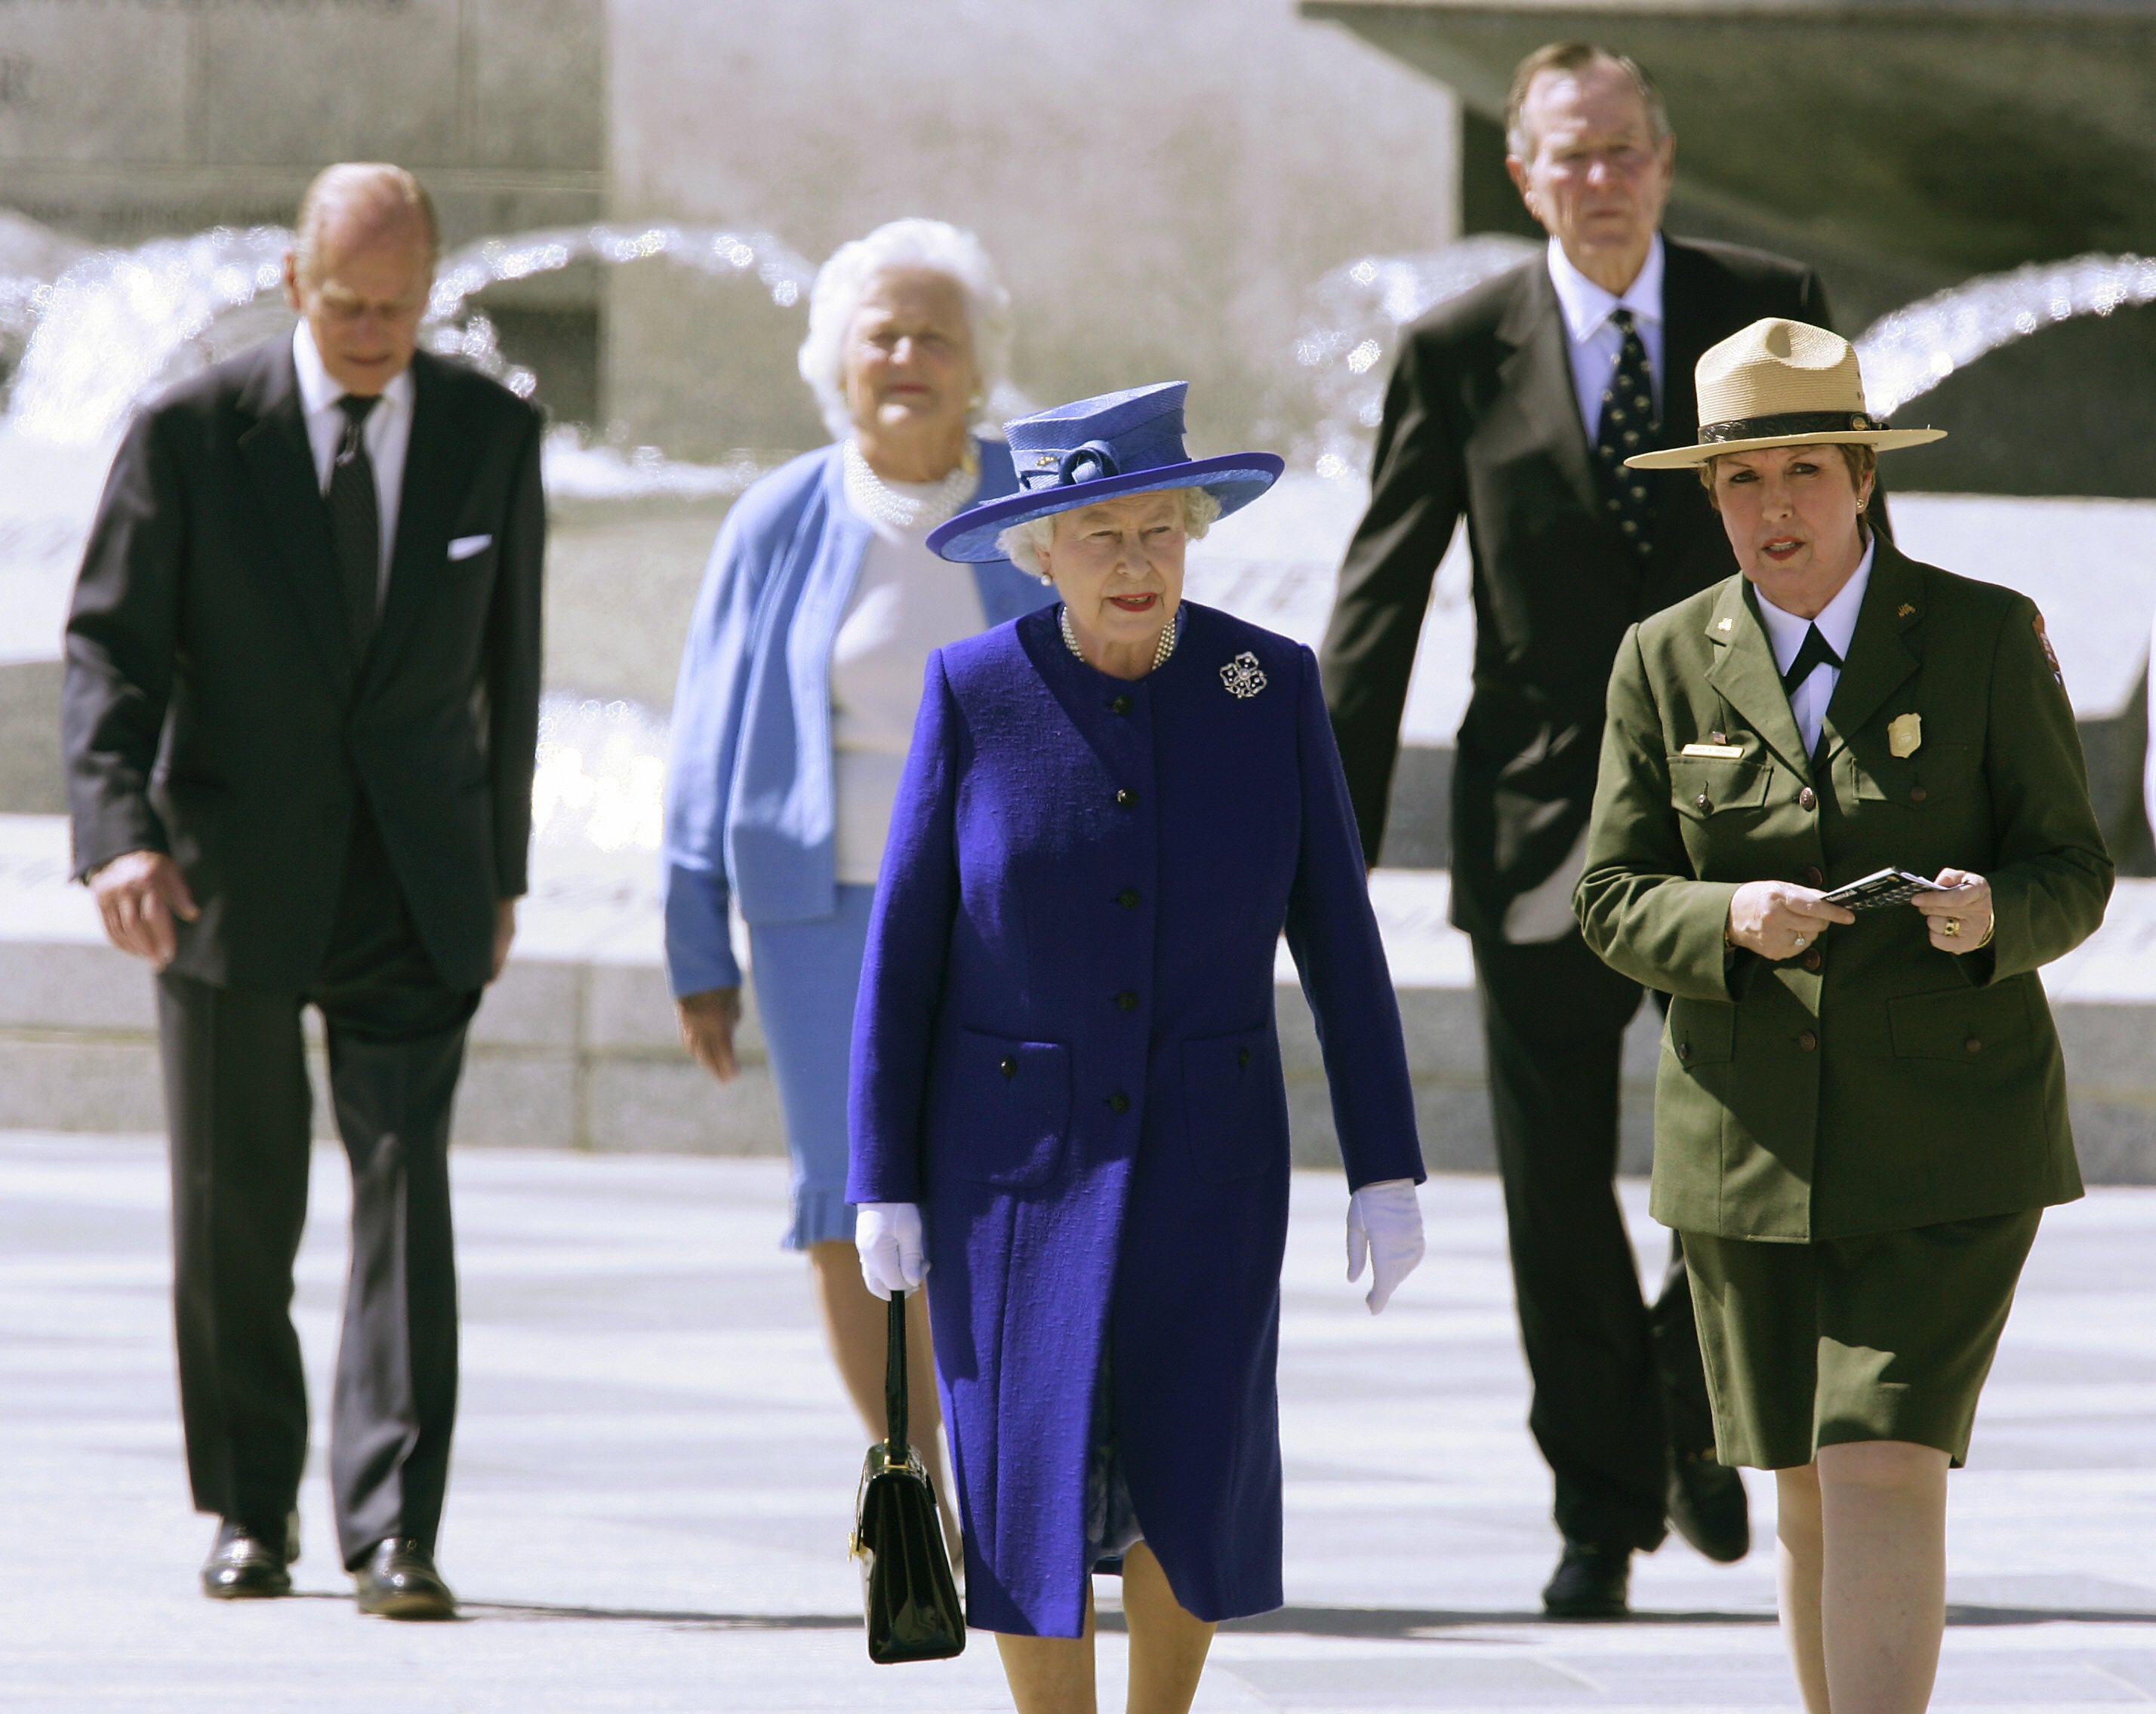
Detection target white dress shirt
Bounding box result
[1546,234,1666,445]
[1754,536,1876,755]
[291,320,414,599]
[827,463,987,886]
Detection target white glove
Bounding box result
[1346,1178,1424,1315]
[856,1202,927,1300]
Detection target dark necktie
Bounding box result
[1782,623,1843,696]
[1594,308,1659,564]
[326,393,381,656]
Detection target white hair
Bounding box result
[294,162,439,285]
[796,217,1012,442]
[996,485,1223,577]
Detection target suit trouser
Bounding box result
[1472,931,1714,1554]
[156,807,479,1568]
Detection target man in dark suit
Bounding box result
[63,164,543,1618]
[1320,45,1856,1616]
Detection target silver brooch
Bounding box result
[1219,651,1267,699]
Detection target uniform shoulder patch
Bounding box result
[2033,612,2064,685]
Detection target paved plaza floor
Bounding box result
[3,1135,2154,1711]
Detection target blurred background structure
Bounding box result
[1,0,2152,1163]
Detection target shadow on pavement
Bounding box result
[284,1592,2156,1634]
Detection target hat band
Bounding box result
[1699,409,1884,444]
[1018,439,1129,492]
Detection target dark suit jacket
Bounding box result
[1319,236,1846,942]
[63,337,545,994]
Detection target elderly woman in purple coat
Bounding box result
[848,383,1428,1714]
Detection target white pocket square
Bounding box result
[448,534,494,562]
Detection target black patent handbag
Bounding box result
[852,1289,965,1663]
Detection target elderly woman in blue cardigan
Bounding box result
[849,383,1428,1714]
[661,220,1051,1536]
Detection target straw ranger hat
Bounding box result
[1625,318,1944,470]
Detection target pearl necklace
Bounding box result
[842,439,977,535]
[1061,602,1178,672]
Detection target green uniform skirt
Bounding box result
[1681,1211,2041,1470]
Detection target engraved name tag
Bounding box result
[1680,743,1745,759]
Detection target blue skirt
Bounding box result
[748,884,876,1251]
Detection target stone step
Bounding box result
[5,854,2153,1182]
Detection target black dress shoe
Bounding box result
[201,1514,298,1600]
[1542,1540,1631,1620]
[353,1539,457,1620]
[1667,1445,1751,1564]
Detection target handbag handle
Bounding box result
[884,1289,909,1459]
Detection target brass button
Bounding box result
[1107,1092,1131,1114]
[1114,888,1140,909]
[1798,787,1817,811]
[1965,1036,1982,1054]
[1111,695,1132,715]
[1237,1047,1252,1068]
[1115,990,1139,1011]
[1677,1040,1693,1061]
[999,1056,1016,1078]
[1796,1029,1818,1052]
[1803,865,1825,888]
[1803,949,1822,972]
[1911,784,1928,803]
[1696,792,1711,811]
[1115,788,1137,808]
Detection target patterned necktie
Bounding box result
[326,393,382,656]
[1594,308,1659,564]
[1782,623,1843,696]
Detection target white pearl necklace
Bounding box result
[842,439,977,535]
[1061,602,1178,672]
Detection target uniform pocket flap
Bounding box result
[1887,983,2031,1061]
[934,1028,1071,1187]
[1666,995,1736,1067]
[1668,756,1771,820]
[1852,740,1976,805]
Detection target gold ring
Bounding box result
[1942,918,1960,937]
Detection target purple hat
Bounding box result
[926,381,1283,562]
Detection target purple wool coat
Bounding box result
[847,601,1424,1637]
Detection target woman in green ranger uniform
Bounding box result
[1575,318,2112,1714]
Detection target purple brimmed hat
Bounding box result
[925,381,1284,563]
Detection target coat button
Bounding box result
[1115,990,1139,1011]
[1965,1035,1982,1054]
[1115,788,1137,808]
[1107,1091,1131,1113]
[1677,1040,1693,1060]
[1911,784,1928,803]
[1237,1047,1251,1068]
[1803,865,1825,888]
[999,1056,1017,1079]
[1111,695,1132,715]
[1796,1029,1818,1052]
[1114,888,1140,909]
[1798,787,1817,811]
[1696,792,1711,811]
[1803,948,1822,972]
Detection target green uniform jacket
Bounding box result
[1574,540,2113,1242]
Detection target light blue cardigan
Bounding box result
[661,439,1051,995]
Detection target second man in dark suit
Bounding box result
[1320,42,1850,1615]
[63,164,544,1618]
